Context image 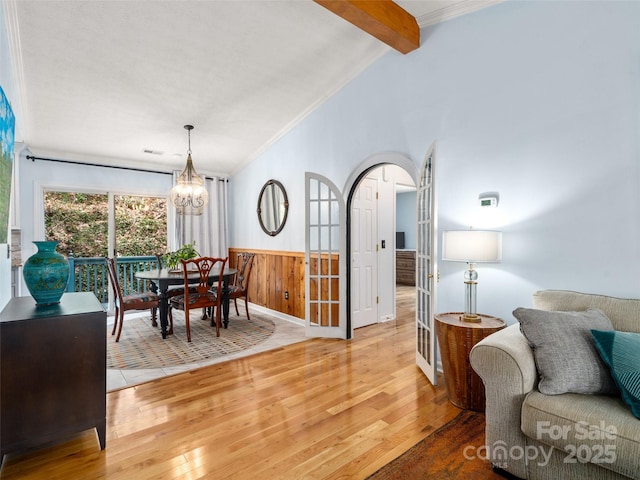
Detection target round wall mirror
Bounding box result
[257,179,289,236]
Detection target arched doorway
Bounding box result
[304,146,439,385]
[343,152,418,337]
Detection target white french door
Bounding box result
[351,177,378,328]
[305,172,347,339]
[416,143,438,385]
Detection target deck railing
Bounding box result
[66,255,159,308]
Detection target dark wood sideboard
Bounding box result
[0,292,107,463]
[396,250,416,286]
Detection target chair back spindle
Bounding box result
[230,252,255,319]
[105,257,159,342]
[169,256,228,341]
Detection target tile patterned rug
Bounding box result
[107,310,276,369]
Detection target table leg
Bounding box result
[222,278,231,329]
[149,281,159,327]
[158,289,169,339]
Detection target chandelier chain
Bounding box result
[184,124,193,155]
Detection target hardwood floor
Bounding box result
[0,286,468,479]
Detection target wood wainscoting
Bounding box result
[228,248,305,319]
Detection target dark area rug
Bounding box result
[107,310,276,369]
[367,409,503,480]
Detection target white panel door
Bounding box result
[351,177,377,329]
[416,144,438,385]
[305,172,347,339]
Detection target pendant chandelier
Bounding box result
[170,124,209,215]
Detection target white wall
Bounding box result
[396,192,416,250]
[230,1,640,324]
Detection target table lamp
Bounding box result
[442,229,502,322]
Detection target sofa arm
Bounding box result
[470,324,537,478]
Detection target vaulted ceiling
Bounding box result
[4,0,501,177]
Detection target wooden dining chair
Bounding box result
[106,257,159,342]
[155,253,198,303]
[229,252,255,320]
[168,256,227,342]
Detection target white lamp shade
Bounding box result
[442,230,502,263]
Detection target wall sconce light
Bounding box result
[442,229,502,322]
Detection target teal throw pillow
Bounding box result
[591,329,640,419]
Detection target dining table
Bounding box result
[135,266,238,339]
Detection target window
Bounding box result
[44,191,168,306]
[44,191,167,257]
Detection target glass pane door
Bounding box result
[45,191,108,258]
[305,172,346,339]
[43,191,168,309]
[113,195,167,257]
[416,144,438,385]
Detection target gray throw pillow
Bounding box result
[513,307,617,395]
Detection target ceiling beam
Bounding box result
[313,0,420,54]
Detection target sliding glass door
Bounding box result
[44,190,168,309]
[44,191,167,258]
[44,191,109,258]
[113,195,167,257]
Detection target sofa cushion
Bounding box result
[532,290,640,334]
[514,307,617,395]
[522,391,640,479]
[591,329,640,420]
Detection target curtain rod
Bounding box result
[26,155,228,182]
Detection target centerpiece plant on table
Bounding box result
[162,242,200,271]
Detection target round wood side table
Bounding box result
[435,312,505,412]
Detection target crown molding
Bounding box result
[415,0,505,27]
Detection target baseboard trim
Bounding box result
[246,301,305,327]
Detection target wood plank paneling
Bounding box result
[229,248,306,319]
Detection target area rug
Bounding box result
[107,310,276,369]
[366,409,500,480]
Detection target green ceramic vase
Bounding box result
[23,241,70,305]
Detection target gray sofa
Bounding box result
[470,290,640,480]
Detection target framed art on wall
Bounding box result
[0,85,15,244]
